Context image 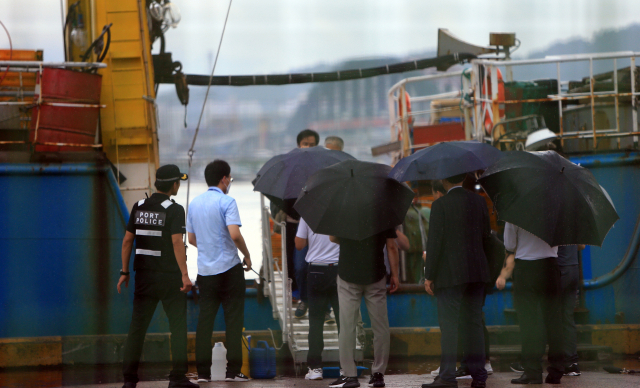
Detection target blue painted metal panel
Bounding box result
[2,149,639,338]
[0,163,131,337]
[570,153,640,323]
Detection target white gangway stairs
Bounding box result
[260,195,364,374]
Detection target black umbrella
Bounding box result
[478,150,619,247]
[252,146,355,217]
[388,140,503,181]
[253,146,355,199]
[293,160,415,241]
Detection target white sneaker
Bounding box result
[225,372,249,381]
[485,361,493,375]
[305,367,323,380]
[195,374,211,383]
[430,367,440,376]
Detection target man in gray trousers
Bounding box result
[329,229,400,388]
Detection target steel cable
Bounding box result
[184,0,233,240]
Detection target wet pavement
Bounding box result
[2,358,639,388]
[32,371,640,388]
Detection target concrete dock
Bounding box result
[65,372,640,388]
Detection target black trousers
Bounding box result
[294,246,309,302]
[285,221,299,292]
[514,258,564,377]
[195,264,246,376]
[436,282,487,383]
[306,264,340,368]
[123,270,187,383]
[459,289,490,368]
[560,264,580,365]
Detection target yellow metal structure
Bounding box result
[66,0,159,209]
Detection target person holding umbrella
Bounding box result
[294,217,341,380]
[328,230,399,388]
[422,173,492,388]
[253,142,355,318]
[388,141,502,387]
[294,160,415,388]
[482,150,619,385]
[495,223,564,384]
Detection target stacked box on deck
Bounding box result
[29,68,102,152]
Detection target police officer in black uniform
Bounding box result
[117,164,198,388]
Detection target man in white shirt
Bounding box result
[496,222,564,385]
[295,217,340,380]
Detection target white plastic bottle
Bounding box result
[210,342,228,381]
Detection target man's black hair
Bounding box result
[445,173,467,184]
[432,179,446,195]
[296,129,319,146]
[205,159,231,187]
[155,180,175,193]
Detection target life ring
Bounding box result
[481,68,505,135]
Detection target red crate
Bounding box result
[29,104,99,152]
[29,128,95,152]
[37,68,102,104]
[30,104,99,136]
[412,123,466,150]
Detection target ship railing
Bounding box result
[387,70,471,158]
[0,61,107,149]
[473,51,640,150]
[260,194,292,345]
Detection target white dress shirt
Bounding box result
[504,222,557,260]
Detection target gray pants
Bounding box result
[337,275,390,377]
[560,264,580,365]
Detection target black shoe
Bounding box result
[168,378,199,388]
[545,373,562,384]
[295,301,308,318]
[325,311,336,324]
[471,380,486,388]
[510,373,542,384]
[368,372,385,387]
[454,367,471,380]
[225,372,249,381]
[122,383,136,388]
[509,362,524,373]
[564,363,581,376]
[422,376,458,387]
[329,376,360,388]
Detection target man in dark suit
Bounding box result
[423,173,491,388]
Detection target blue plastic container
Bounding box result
[249,340,276,379]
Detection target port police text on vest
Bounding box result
[135,211,166,226]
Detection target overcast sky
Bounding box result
[1,0,639,75]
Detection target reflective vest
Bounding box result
[133,197,180,273]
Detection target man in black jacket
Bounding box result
[423,173,491,388]
[117,164,197,388]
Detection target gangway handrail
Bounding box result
[473,51,640,66]
[388,70,464,98]
[473,51,640,147]
[260,194,291,345]
[260,195,277,319]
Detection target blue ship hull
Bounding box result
[1,151,639,337]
